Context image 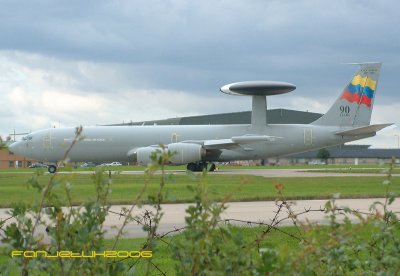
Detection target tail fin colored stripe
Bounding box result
[340,74,376,107]
[312,62,381,127]
[351,75,377,90]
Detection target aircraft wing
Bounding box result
[335,123,393,136]
[127,135,282,159]
[184,135,281,150]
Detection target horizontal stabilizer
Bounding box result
[335,123,392,136]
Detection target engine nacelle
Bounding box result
[134,143,204,165]
[168,143,204,165]
[136,147,161,165]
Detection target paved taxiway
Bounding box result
[215,168,400,177]
[104,198,400,238]
[1,198,399,239]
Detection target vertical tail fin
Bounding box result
[312,62,381,127]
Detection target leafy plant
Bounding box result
[0,136,7,150]
[0,129,171,275]
[257,157,400,274]
[317,148,330,163]
[171,173,258,275]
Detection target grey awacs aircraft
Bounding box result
[10,63,391,173]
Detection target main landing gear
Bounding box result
[186,162,216,172]
[48,164,57,174]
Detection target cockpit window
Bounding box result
[22,136,33,141]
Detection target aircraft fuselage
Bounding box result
[10,124,371,164]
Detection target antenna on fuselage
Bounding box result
[8,130,29,142]
[220,81,296,130]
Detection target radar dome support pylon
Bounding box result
[220,81,296,130]
[252,95,267,129]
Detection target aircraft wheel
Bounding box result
[187,163,197,172]
[198,162,210,172]
[187,162,208,172]
[48,165,57,174]
[209,163,216,172]
[197,162,204,172]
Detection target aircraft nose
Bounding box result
[9,141,21,155]
[8,141,16,151]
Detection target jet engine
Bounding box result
[168,143,205,164]
[136,147,159,165]
[135,143,205,165]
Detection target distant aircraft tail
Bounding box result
[312,62,381,127]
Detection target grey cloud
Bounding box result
[2,1,399,66]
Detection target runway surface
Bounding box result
[1,198,399,240]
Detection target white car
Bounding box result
[308,160,326,165]
[108,162,123,166]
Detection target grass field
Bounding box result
[101,226,302,275]
[0,225,309,274]
[1,166,399,273]
[1,223,395,275]
[0,169,398,207]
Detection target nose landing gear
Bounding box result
[48,165,57,174]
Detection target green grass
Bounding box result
[0,225,303,274]
[107,226,302,275]
[104,223,400,275]
[2,223,395,275]
[1,163,398,273]
[0,170,398,208]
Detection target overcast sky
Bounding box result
[1,0,399,148]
